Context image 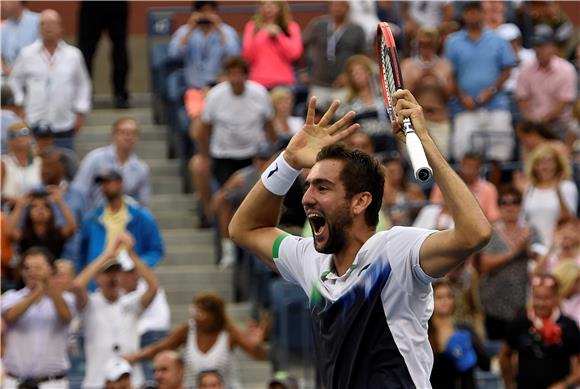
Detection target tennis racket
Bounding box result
[375,22,433,182]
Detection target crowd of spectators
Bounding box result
[1,0,580,388]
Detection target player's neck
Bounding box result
[333,228,375,276]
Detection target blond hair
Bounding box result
[270,86,294,106]
[254,1,292,31]
[525,143,571,186]
[343,54,377,103]
[552,261,580,298]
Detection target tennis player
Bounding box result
[229,89,492,388]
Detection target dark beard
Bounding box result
[316,208,353,254]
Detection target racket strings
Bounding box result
[380,38,398,121]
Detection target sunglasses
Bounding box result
[8,127,31,140]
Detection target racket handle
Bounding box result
[402,118,433,182]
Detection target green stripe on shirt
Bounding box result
[272,233,290,260]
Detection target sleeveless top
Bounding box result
[183,320,243,389]
[1,154,41,198]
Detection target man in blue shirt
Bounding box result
[444,1,516,163]
[168,1,240,120]
[0,1,40,75]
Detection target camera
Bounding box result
[30,188,49,198]
[197,18,212,25]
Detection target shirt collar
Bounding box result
[320,250,367,282]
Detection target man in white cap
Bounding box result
[496,23,535,95]
[104,357,133,389]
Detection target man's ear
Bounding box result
[351,192,372,217]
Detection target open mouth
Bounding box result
[308,212,327,239]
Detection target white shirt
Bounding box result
[9,40,92,133]
[202,81,273,159]
[135,280,170,335]
[504,47,535,92]
[1,154,42,199]
[1,288,77,377]
[81,291,144,389]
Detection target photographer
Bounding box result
[5,186,77,259]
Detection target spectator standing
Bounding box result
[242,1,303,90]
[302,1,366,107]
[516,25,577,138]
[495,23,535,96]
[1,85,22,156]
[428,280,490,389]
[33,122,80,181]
[73,117,151,208]
[169,1,240,121]
[125,293,268,389]
[9,9,92,150]
[479,186,543,340]
[118,255,171,382]
[190,57,276,222]
[153,351,185,389]
[521,144,577,246]
[444,1,516,162]
[79,168,164,272]
[500,274,580,389]
[1,122,41,206]
[1,247,76,389]
[72,233,159,389]
[430,152,501,223]
[0,1,40,75]
[77,1,131,109]
[40,147,87,263]
[5,187,76,259]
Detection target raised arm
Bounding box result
[47,186,77,239]
[393,89,492,278]
[5,195,30,241]
[229,98,358,270]
[124,323,188,364]
[71,245,117,308]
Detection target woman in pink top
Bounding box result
[242,1,303,89]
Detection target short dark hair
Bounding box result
[1,84,15,107]
[463,151,482,162]
[39,146,67,166]
[518,121,559,141]
[462,1,482,12]
[497,185,522,204]
[192,1,217,11]
[223,56,249,75]
[316,144,384,227]
[20,246,56,269]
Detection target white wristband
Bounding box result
[261,152,302,196]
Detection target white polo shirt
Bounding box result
[81,291,144,389]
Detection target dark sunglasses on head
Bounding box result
[8,127,31,140]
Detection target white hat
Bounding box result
[497,23,521,42]
[117,249,135,272]
[105,357,132,382]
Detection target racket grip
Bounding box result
[402,118,433,182]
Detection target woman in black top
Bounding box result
[6,187,76,259]
[429,280,491,389]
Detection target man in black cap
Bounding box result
[78,167,164,273]
[33,121,79,180]
[516,24,577,134]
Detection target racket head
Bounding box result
[375,22,405,127]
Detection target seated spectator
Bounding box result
[552,261,580,328]
[53,258,76,292]
[105,357,134,389]
[1,247,76,389]
[270,87,304,148]
[169,1,240,121]
[1,85,22,155]
[190,57,276,224]
[516,24,577,139]
[527,1,574,54]
[401,26,453,97]
[444,1,516,162]
[72,233,160,389]
[40,146,87,263]
[153,351,185,389]
[515,121,570,161]
[73,117,151,208]
[1,122,41,207]
[521,144,578,246]
[430,152,501,222]
[499,274,580,389]
[479,186,543,340]
[33,122,80,181]
[79,168,164,272]
[337,55,395,153]
[198,370,224,389]
[8,9,91,150]
[429,280,490,389]
[345,132,375,156]
[268,371,299,389]
[118,254,171,382]
[302,1,366,107]
[534,218,580,275]
[381,154,425,226]
[124,292,268,389]
[401,1,454,54]
[0,1,40,76]
[413,83,451,159]
[6,187,76,259]
[242,1,303,89]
